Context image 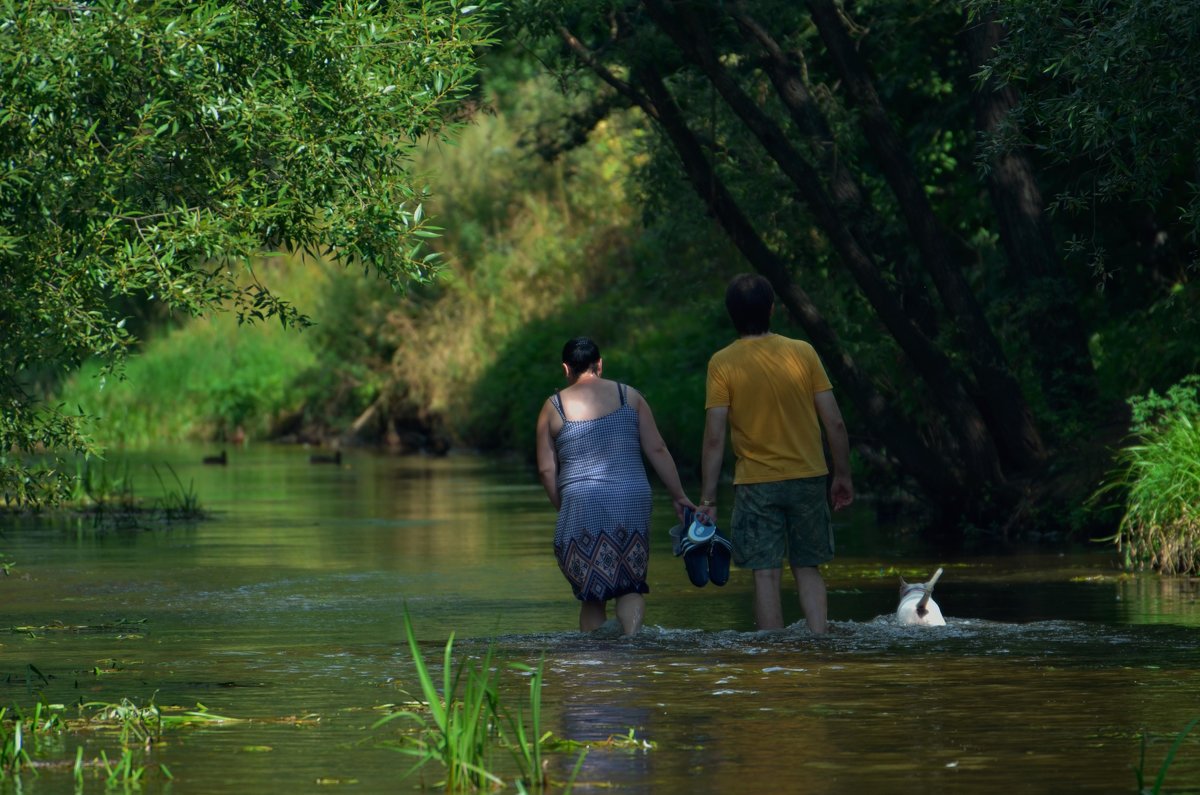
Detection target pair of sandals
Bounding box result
[669,507,733,588]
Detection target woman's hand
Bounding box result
[672,494,696,524]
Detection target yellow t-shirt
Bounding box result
[705,334,833,484]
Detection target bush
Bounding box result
[1105,375,1200,574]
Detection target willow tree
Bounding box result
[513,0,1101,526]
[0,0,493,505]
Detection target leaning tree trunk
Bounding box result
[729,1,940,339]
[807,0,1047,472]
[641,0,1006,487]
[633,63,969,503]
[963,10,1099,414]
[559,22,968,502]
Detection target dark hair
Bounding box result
[725,273,774,335]
[561,336,601,376]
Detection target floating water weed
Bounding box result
[2,695,225,786]
[542,728,655,753]
[1134,716,1200,794]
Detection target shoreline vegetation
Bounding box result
[0,614,655,792]
[29,44,1200,555]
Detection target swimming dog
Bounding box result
[897,567,946,627]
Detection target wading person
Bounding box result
[698,274,853,634]
[536,337,694,635]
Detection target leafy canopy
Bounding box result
[0,0,493,505]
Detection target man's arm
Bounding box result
[699,406,729,521]
[814,390,853,510]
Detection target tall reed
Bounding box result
[374,608,505,790]
[1134,716,1200,794]
[374,609,588,791]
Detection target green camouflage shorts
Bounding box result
[731,477,834,569]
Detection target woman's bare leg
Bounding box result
[615,593,645,635]
[579,600,607,632]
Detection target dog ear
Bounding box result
[898,576,909,590]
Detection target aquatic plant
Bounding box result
[376,610,592,791]
[1099,376,1200,574]
[0,702,67,779]
[1134,716,1200,794]
[1,693,241,787]
[503,656,549,788]
[149,463,205,521]
[56,459,206,529]
[374,608,505,790]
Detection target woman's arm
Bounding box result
[632,389,694,522]
[535,399,561,510]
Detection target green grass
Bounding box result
[374,608,591,791]
[1134,716,1200,794]
[1,696,232,785]
[374,608,506,790]
[57,260,324,447]
[1099,377,1200,574]
[58,459,205,528]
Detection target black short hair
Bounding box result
[724,273,774,335]
[561,337,601,376]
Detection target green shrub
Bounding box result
[1104,375,1200,574]
[56,261,323,446]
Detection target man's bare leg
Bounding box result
[614,593,645,636]
[579,600,606,632]
[753,568,784,630]
[792,564,828,634]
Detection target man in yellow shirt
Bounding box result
[699,274,853,634]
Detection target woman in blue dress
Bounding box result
[535,337,694,635]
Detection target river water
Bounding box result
[2,445,1198,793]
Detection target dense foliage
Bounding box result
[14,0,1200,543]
[972,0,1200,395]
[975,0,1200,247]
[1,0,492,505]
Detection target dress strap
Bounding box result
[618,382,627,406]
[550,391,566,421]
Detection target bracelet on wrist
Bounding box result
[700,499,716,507]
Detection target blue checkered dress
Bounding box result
[551,383,652,602]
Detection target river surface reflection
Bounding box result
[2,446,1198,793]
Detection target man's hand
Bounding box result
[830,474,854,511]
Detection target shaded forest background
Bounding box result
[49,0,1200,539]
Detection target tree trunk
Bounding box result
[642,0,1004,485]
[730,1,941,338]
[634,62,964,500]
[806,0,1046,471]
[963,10,1099,413]
[559,25,972,500]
